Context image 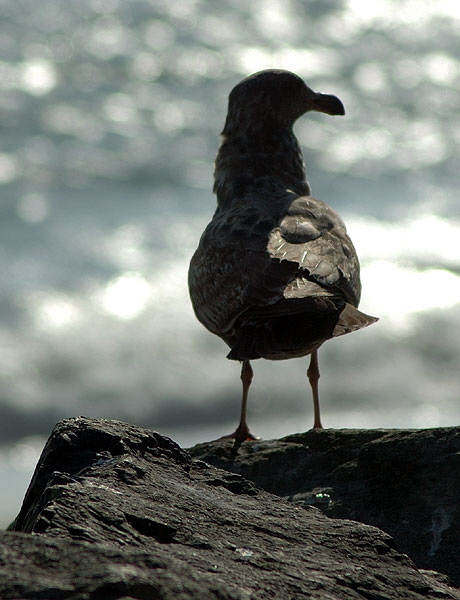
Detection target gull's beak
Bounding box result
[311,92,345,116]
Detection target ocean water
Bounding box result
[1,0,460,526]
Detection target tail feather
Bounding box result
[332,303,378,338]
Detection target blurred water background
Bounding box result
[1,0,460,526]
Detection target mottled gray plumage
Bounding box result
[188,69,377,439]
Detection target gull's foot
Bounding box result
[218,423,259,443]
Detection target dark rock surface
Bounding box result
[190,428,460,586]
[2,417,459,599]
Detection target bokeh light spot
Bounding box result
[101,272,151,319]
[0,153,19,183]
[31,293,82,330]
[103,93,139,124]
[19,59,57,96]
[131,52,162,81]
[17,193,49,223]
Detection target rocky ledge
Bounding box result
[2,417,459,599]
[191,427,460,585]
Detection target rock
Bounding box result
[189,428,460,586]
[2,417,459,599]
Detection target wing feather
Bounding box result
[188,194,362,336]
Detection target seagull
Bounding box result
[188,69,378,441]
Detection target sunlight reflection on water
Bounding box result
[0,0,458,187]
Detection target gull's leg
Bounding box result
[307,350,323,429]
[220,360,258,441]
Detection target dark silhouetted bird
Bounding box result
[188,69,378,441]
